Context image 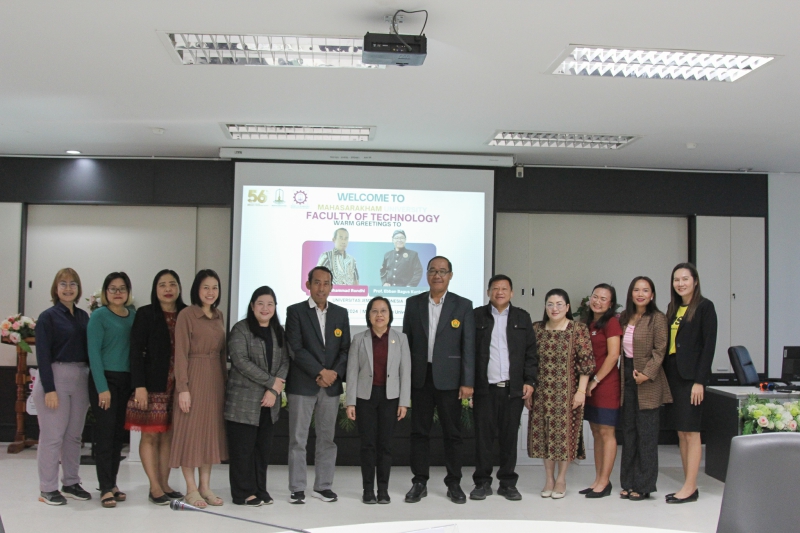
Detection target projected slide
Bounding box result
[231,163,493,329]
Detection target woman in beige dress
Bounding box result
[169,269,228,508]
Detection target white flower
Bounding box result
[758,416,769,427]
[782,412,793,423]
[20,316,34,326]
[8,332,21,343]
[776,421,785,430]
[768,421,775,430]
[0,320,10,331]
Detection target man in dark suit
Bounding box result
[380,229,423,287]
[402,256,475,504]
[470,274,538,501]
[285,266,351,504]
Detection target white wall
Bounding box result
[196,207,231,323]
[0,203,22,366]
[769,174,800,377]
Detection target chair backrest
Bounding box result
[728,346,759,385]
[717,433,800,533]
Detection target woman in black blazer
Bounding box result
[125,270,187,505]
[664,263,717,504]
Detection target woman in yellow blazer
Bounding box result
[617,276,672,501]
[346,297,411,504]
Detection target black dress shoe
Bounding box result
[666,489,699,504]
[447,484,467,504]
[362,490,377,504]
[497,486,522,501]
[664,493,675,499]
[164,491,184,499]
[586,482,612,499]
[578,487,594,495]
[148,492,171,505]
[377,489,391,504]
[469,482,492,500]
[405,483,427,503]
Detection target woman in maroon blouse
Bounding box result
[345,297,411,504]
[582,283,622,498]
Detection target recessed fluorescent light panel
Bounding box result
[552,45,774,82]
[224,124,374,142]
[160,33,383,69]
[488,132,638,150]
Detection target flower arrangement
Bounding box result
[740,394,800,434]
[86,290,102,313]
[0,314,37,352]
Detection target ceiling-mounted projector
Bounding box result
[362,32,427,66]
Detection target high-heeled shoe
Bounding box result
[578,487,594,495]
[585,482,611,499]
[666,489,699,504]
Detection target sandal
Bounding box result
[112,488,127,502]
[101,495,117,508]
[184,491,207,509]
[629,491,650,501]
[200,490,224,506]
[620,489,630,499]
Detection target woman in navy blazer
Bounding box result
[345,297,411,504]
[664,263,717,504]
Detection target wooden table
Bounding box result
[2,337,37,453]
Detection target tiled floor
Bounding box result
[0,445,723,533]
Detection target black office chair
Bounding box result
[716,433,800,533]
[728,346,760,385]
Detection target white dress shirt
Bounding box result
[427,291,447,363]
[487,304,510,383]
[308,297,328,346]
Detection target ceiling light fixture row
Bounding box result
[225,124,374,142]
[488,132,639,150]
[552,45,775,82]
[161,32,383,69]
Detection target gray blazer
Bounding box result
[345,328,411,408]
[224,320,291,426]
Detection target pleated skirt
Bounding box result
[169,354,228,468]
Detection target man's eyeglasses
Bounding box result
[427,269,451,277]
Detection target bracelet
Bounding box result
[577,389,586,394]
[592,375,601,384]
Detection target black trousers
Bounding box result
[226,407,274,504]
[472,384,524,488]
[620,358,660,494]
[356,385,399,490]
[89,371,131,494]
[410,364,463,486]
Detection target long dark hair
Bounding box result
[582,283,617,330]
[619,276,660,326]
[246,286,284,348]
[150,269,187,323]
[190,269,221,309]
[541,288,574,322]
[667,262,705,323]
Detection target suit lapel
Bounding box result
[420,294,430,340]
[436,294,456,337]
[365,330,374,373]
[306,305,325,346]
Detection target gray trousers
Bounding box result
[287,389,339,492]
[32,362,90,492]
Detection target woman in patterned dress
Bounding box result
[125,270,187,505]
[527,288,595,499]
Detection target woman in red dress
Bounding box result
[582,283,622,498]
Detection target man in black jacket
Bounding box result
[470,274,538,501]
[402,256,475,504]
[285,266,350,504]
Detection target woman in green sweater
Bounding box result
[88,272,136,508]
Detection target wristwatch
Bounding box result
[592,375,601,384]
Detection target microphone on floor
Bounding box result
[169,498,312,532]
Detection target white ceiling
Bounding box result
[2,1,799,172]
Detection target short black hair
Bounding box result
[190,269,221,309]
[365,296,393,329]
[307,266,333,284]
[101,272,133,306]
[487,274,513,291]
[426,256,453,273]
[332,227,349,239]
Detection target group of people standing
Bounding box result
[31,257,716,510]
